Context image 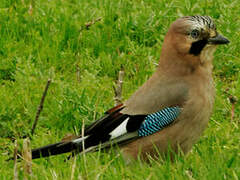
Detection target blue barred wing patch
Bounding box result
[138,107,180,137]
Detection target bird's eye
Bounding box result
[190,29,200,39]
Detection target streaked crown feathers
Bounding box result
[183,15,216,30]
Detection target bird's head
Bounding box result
[160,16,229,72]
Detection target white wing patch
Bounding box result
[109,118,129,139]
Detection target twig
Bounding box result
[93,96,100,121]
[81,118,88,178]
[28,0,34,15]
[31,79,51,136]
[85,17,102,30]
[13,140,18,180]
[76,64,80,82]
[28,4,33,15]
[113,70,124,106]
[116,48,121,56]
[81,120,85,154]
[229,95,237,121]
[79,17,102,32]
[22,138,32,179]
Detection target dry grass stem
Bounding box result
[13,140,18,180]
[70,156,77,180]
[22,138,32,178]
[113,70,124,106]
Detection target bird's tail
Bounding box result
[31,141,79,159]
[31,135,90,159]
[31,132,138,159]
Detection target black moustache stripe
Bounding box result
[189,39,208,56]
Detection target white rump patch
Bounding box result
[110,118,129,139]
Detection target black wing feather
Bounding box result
[85,105,125,135]
[31,104,146,159]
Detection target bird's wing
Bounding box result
[78,105,181,149]
[31,75,188,159]
[80,107,181,154]
[71,75,188,150]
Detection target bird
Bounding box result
[31,16,229,162]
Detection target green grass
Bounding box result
[0,0,240,179]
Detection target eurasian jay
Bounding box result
[31,16,229,161]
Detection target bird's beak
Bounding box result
[208,34,230,45]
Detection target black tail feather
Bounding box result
[32,141,78,159]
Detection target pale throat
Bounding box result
[200,45,217,64]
